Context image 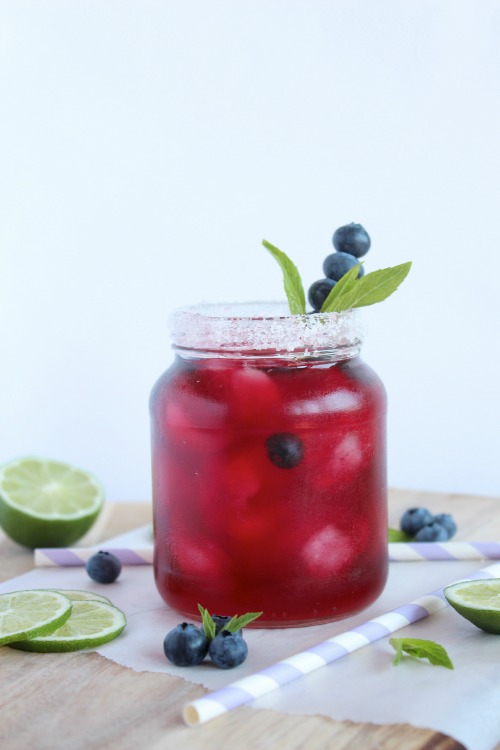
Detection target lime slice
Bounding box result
[444,579,500,634]
[0,590,72,646]
[0,457,105,548]
[9,600,127,652]
[49,589,113,604]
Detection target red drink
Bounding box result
[150,303,388,626]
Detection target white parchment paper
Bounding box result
[2,527,500,750]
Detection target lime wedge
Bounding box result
[444,579,500,634]
[49,589,113,604]
[0,457,105,548]
[0,590,72,646]
[9,600,127,652]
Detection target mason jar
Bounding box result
[150,302,388,627]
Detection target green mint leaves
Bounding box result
[390,637,454,670]
[262,239,411,315]
[388,528,413,542]
[262,240,306,315]
[225,611,264,632]
[321,261,412,313]
[198,604,217,640]
[198,604,262,641]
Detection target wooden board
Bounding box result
[1,489,499,750]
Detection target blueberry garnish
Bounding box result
[163,623,209,666]
[323,251,365,281]
[208,630,248,669]
[432,513,457,540]
[414,522,449,542]
[400,507,434,536]
[85,550,122,584]
[307,278,336,312]
[332,223,371,258]
[266,433,304,469]
[211,614,242,635]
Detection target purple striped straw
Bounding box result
[183,561,500,727]
[388,541,500,562]
[34,547,153,566]
[34,542,500,568]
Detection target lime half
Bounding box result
[0,590,72,646]
[0,457,105,548]
[9,600,127,652]
[444,579,500,634]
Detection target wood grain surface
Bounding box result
[1,488,499,750]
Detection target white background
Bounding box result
[0,1,499,501]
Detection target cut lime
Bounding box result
[49,589,113,604]
[444,579,500,634]
[0,590,72,646]
[0,457,105,548]
[9,600,126,652]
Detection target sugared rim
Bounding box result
[169,301,363,357]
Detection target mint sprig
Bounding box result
[262,239,410,314]
[390,637,454,669]
[197,603,262,641]
[262,240,306,315]
[198,604,216,640]
[224,612,263,632]
[320,262,412,313]
[388,528,413,542]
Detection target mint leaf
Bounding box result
[197,604,216,641]
[262,240,306,315]
[320,262,412,313]
[197,605,262,639]
[389,637,454,669]
[225,611,263,633]
[320,263,362,313]
[388,528,413,542]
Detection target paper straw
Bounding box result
[183,561,500,727]
[35,542,500,568]
[34,547,153,566]
[388,541,500,562]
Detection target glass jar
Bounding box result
[150,302,388,627]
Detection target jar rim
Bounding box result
[169,301,363,358]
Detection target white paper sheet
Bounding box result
[2,532,500,750]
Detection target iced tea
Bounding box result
[150,304,387,626]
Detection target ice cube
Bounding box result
[330,433,363,478]
[172,537,228,580]
[229,367,279,422]
[302,525,354,576]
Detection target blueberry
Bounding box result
[307,278,336,312]
[266,433,304,468]
[85,550,122,583]
[400,507,433,536]
[414,522,449,542]
[212,615,232,634]
[332,223,371,258]
[323,252,365,281]
[432,513,457,540]
[209,630,248,669]
[164,623,209,666]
